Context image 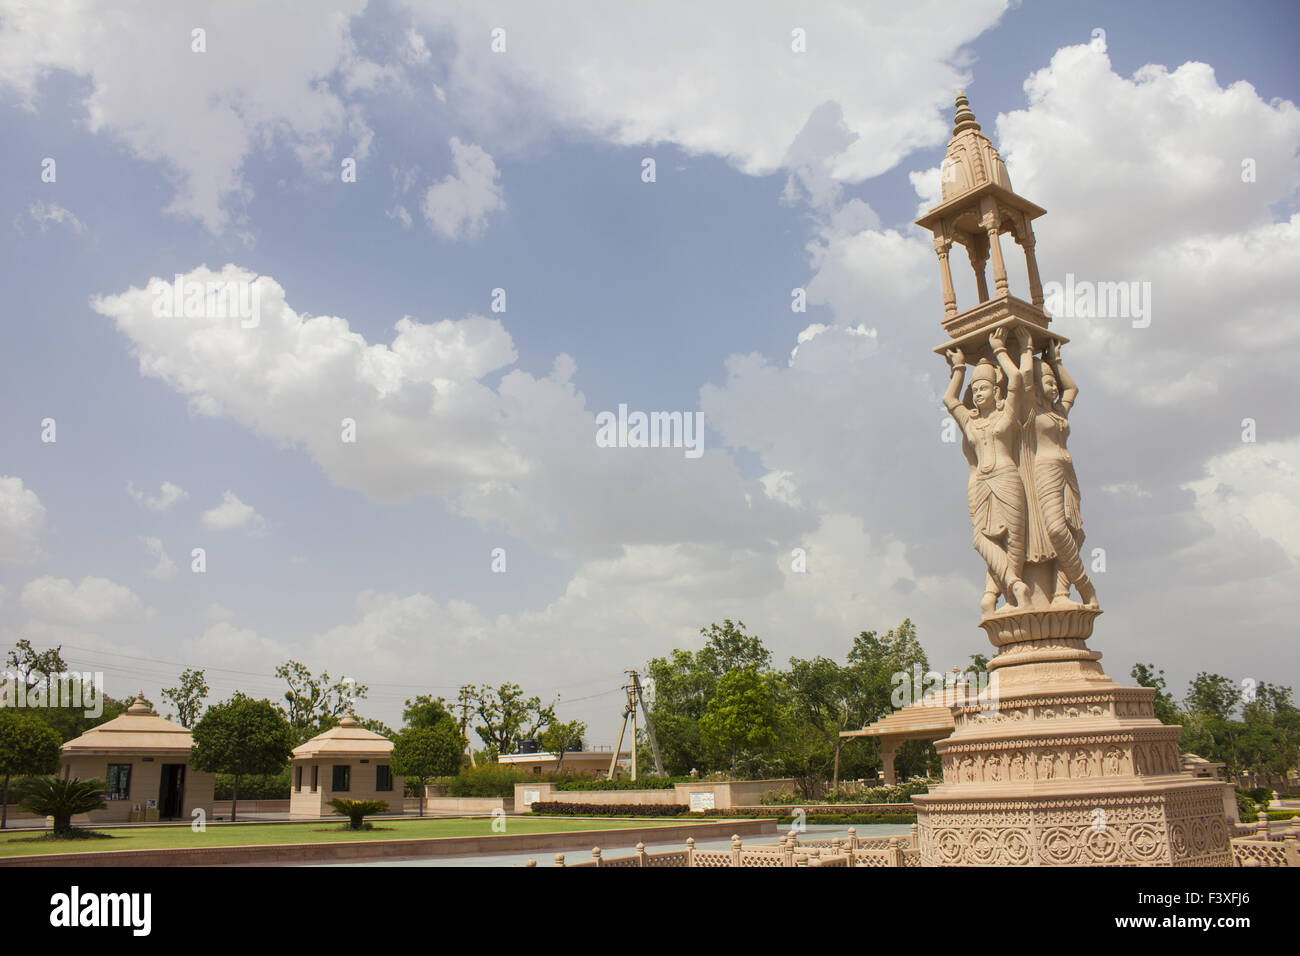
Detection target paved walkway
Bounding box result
[310,822,915,867]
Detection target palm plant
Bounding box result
[19,776,107,834]
[328,798,391,830]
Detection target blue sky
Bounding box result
[1,0,1297,740]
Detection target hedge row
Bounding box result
[529,802,689,817]
[773,813,916,825]
[554,777,682,791]
[214,772,291,800]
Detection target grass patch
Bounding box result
[0,815,688,858]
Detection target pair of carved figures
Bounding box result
[942,329,1098,616]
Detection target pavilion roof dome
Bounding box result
[61,691,194,754]
[291,712,394,758]
[938,91,1013,204]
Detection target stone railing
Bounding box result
[1230,820,1299,867]
[538,827,916,868]
[538,820,1300,869]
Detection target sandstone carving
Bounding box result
[907,93,1234,867]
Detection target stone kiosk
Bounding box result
[60,691,214,824]
[909,94,1233,866]
[289,711,404,818]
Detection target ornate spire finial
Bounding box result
[953,90,981,136]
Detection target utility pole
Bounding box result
[631,670,665,776]
[457,685,477,768]
[607,684,635,781]
[606,670,665,780]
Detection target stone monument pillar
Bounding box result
[910,93,1233,866]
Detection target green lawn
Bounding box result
[0,816,687,858]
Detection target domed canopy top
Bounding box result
[62,693,194,755]
[938,91,1013,204]
[292,714,393,759]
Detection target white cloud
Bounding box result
[0,476,46,563]
[407,1,1009,182]
[142,537,178,581]
[421,137,505,240]
[93,265,804,558]
[0,1,387,232]
[201,491,266,534]
[1185,440,1300,565]
[20,576,146,624]
[126,480,187,512]
[386,204,413,229]
[402,27,431,65]
[18,200,86,234]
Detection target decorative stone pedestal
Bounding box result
[905,92,1235,866]
[913,606,1234,866]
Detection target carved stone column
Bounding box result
[934,237,957,319]
[980,199,1009,297]
[966,236,990,303]
[1020,221,1045,307]
[880,741,898,786]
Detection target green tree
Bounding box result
[643,620,771,775]
[1130,662,1180,725]
[4,639,66,687]
[160,668,209,728]
[848,619,929,717]
[539,719,586,771]
[0,711,62,828]
[464,683,557,758]
[402,694,453,730]
[359,717,396,738]
[19,777,106,834]
[390,723,466,815]
[190,695,295,821]
[1185,672,1243,721]
[784,656,860,788]
[700,667,780,774]
[275,660,368,743]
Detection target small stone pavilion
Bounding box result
[841,703,955,785]
[60,691,214,823]
[289,711,404,817]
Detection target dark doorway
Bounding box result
[158,764,186,819]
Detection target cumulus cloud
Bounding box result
[421,137,505,240]
[127,480,187,512]
[142,537,178,581]
[16,200,86,235]
[93,265,804,558]
[406,0,1009,180]
[201,491,266,534]
[0,0,387,232]
[20,576,146,625]
[0,476,46,563]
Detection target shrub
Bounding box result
[1246,787,1273,805]
[214,772,291,801]
[775,812,916,825]
[528,802,689,817]
[553,776,682,791]
[446,763,529,798]
[19,776,107,833]
[760,778,934,806]
[328,798,392,829]
[1236,790,1258,822]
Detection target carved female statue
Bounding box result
[1022,338,1098,607]
[943,328,1033,614]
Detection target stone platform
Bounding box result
[914,605,1234,866]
